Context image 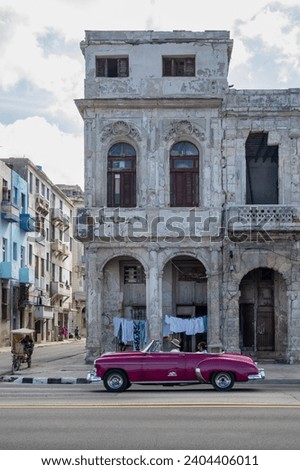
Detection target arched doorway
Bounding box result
[163,255,207,352]
[239,267,287,359]
[102,256,147,352]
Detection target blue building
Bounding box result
[0,160,35,346]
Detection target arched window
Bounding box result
[170,141,199,207]
[107,143,136,207]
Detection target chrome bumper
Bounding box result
[248,368,265,380]
[86,368,102,383]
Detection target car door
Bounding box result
[141,352,187,383]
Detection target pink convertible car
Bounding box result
[87,340,265,392]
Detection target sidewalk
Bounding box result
[0,341,300,384]
[0,340,91,384]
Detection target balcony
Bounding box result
[35,305,54,319]
[19,213,36,232]
[226,205,300,234]
[1,201,19,223]
[74,207,222,242]
[62,243,69,259]
[50,281,70,302]
[74,290,86,302]
[51,208,70,230]
[35,194,49,216]
[52,239,64,254]
[52,240,69,260]
[19,267,35,284]
[0,261,19,280]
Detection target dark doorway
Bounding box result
[239,268,275,353]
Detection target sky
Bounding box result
[0,0,300,189]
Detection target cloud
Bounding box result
[230,1,300,88]
[0,117,84,187]
[1,0,300,189]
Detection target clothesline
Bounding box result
[113,317,148,349]
[163,314,207,336]
[113,314,207,347]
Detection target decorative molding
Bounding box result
[164,120,205,141]
[101,120,142,142]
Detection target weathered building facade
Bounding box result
[0,158,78,345]
[75,30,300,363]
[58,184,86,338]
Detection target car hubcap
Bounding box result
[215,373,231,389]
[108,374,123,389]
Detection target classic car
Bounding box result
[87,340,265,392]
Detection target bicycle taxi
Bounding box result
[11,328,35,373]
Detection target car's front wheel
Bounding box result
[211,371,234,391]
[103,369,129,392]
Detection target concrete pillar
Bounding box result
[85,255,103,363]
[146,249,163,341]
[223,290,240,353]
[207,248,223,352]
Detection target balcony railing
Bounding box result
[74,207,222,242]
[0,261,19,280]
[51,208,70,230]
[52,240,69,260]
[226,205,300,232]
[1,201,19,223]
[35,194,49,216]
[52,240,64,254]
[50,281,70,299]
[19,213,36,232]
[19,267,35,284]
[35,306,54,319]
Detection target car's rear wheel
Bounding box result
[103,369,129,392]
[211,371,234,391]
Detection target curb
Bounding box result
[0,375,88,384]
[1,376,300,385]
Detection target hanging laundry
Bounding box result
[113,317,148,348]
[164,314,207,335]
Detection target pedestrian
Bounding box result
[169,338,181,352]
[60,326,67,340]
[197,341,207,353]
[21,335,34,356]
[74,326,80,340]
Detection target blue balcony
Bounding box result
[0,261,19,280]
[19,267,35,284]
[20,213,36,232]
[1,201,19,223]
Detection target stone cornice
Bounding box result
[75,97,223,116]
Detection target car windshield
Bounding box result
[142,340,161,353]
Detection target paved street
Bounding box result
[0,381,300,449]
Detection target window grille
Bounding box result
[163,57,195,76]
[96,57,129,77]
[131,306,146,320]
[124,265,145,284]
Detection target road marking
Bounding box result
[1,402,300,409]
